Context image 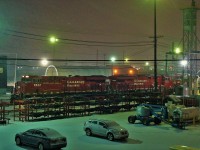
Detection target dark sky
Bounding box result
[0,0,200,67]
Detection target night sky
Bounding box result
[0,0,200,79]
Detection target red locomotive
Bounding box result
[13,75,177,98]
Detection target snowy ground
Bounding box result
[0,111,200,150]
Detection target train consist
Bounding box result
[13,75,180,98]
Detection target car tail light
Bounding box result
[61,138,66,142]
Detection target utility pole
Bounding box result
[154,0,158,92]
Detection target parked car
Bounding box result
[83,119,129,141]
[15,128,67,150]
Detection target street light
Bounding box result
[125,58,129,63]
[41,58,48,66]
[49,36,58,76]
[175,47,181,54]
[180,59,188,85]
[110,57,116,75]
[180,60,187,67]
[180,59,188,102]
[145,62,149,74]
[165,47,182,76]
[49,36,59,44]
[49,36,59,61]
[111,57,116,62]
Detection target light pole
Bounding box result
[181,60,188,81]
[180,59,188,104]
[145,62,149,74]
[110,57,116,76]
[49,36,59,62]
[49,36,58,76]
[165,47,182,76]
[14,53,17,86]
[153,0,158,92]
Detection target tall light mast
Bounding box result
[182,0,199,95]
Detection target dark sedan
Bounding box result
[15,128,67,150]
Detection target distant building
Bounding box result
[0,56,7,94]
[56,65,137,76]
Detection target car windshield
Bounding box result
[106,121,120,127]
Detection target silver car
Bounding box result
[83,119,129,141]
[15,128,67,150]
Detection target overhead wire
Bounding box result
[4,29,153,45]
[0,29,172,65]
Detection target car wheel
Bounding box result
[107,133,114,141]
[154,117,161,125]
[15,137,22,146]
[128,115,136,124]
[85,128,92,136]
[128,116,133,123]
[38,143,44,150]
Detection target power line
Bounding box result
[5,29,153,44]
[1,31,154,47]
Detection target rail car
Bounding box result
[12,74,178,99]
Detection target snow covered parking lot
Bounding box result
[0,111,200,150]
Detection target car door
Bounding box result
[26,130,41,147]
[97,122,108,137]
[20,130,34,145]
[33,130,45,147]
[90,120,98,135]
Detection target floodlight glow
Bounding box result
[129,69,133,74]
[49,36,59,44]
[180,60,187,67]
[175,47,181,54]
[111,57,116,62]
[114,69,118,73]
[41,58,48,66]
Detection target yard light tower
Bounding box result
[182,0,199,95]
[49,36,59,76]
[49,36,59,62]
[110,57,116,76]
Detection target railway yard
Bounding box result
[1,1,200,150]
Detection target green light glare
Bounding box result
[49,36,58,43]
[175,47,181,54]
